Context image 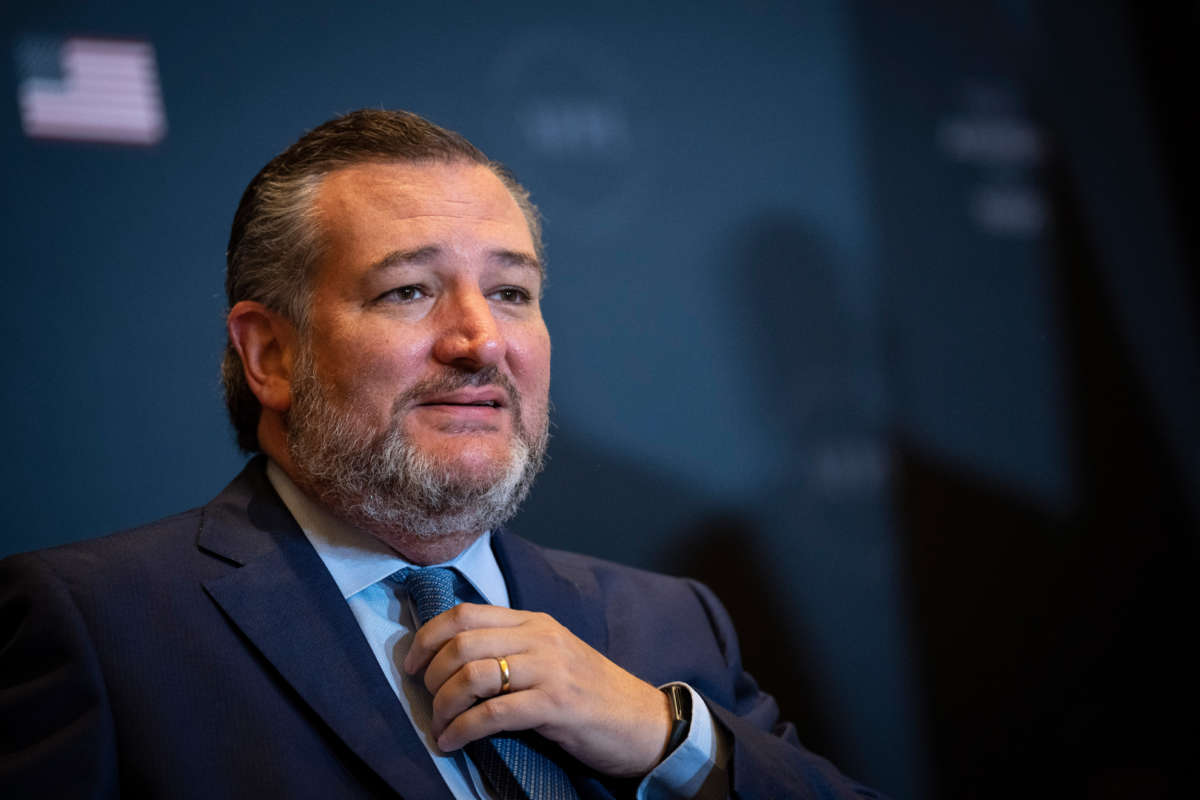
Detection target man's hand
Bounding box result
[403,603,674,777]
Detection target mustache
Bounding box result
[390,366,520,415]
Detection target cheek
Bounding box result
[508,329,551,395]
[323,334,424,401]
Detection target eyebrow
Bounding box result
[369,245,544,277]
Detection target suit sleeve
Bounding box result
[0,552,119,798]
[683,579,885,800]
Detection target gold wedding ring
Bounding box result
[496,656,512,694]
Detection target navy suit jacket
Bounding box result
[0,458,879,798]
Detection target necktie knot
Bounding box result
[389,566,464,626]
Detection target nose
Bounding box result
[431,287,505,370]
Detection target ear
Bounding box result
[227,301,299,413]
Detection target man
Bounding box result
[0,110,881,798]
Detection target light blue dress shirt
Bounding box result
[267,461,723,799]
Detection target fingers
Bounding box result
[423,626,535,694]
[406,604,551,741]
[403,603,527,674]
[404,605,673,775]
[429,653,530,738]
[436,685,554,752]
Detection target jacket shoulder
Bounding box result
[4,506,204,572]
[1,457,274,586]
[531,542,713,609]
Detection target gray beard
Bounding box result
[284,347,547,539]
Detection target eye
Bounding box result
[489,287,531,304]
[381,285,427,302]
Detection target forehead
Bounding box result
[312,159,533,256]
[307,160,539,297]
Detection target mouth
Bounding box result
[415,388,508,409]
[423,400,500,408]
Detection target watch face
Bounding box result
[661,684,692,755]
[666,684,690,720]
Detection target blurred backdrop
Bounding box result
[2,1,1197,798]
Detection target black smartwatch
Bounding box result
[660,683,692,756]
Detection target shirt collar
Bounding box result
[265,460,509,607]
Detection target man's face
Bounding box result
[284,160,551,536]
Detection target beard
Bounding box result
[283,345,548,539]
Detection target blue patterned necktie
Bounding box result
[390,567,580,800]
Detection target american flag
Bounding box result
[16,36,167,145]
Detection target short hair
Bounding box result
[221,109,543,453]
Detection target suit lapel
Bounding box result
[490,532,607,654]
[197,460,453,800]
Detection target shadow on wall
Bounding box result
[890,131,1200,799]
[685,216,901,783]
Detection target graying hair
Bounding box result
[284,344,545,538]
[221,109,543,452]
